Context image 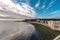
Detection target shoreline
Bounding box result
[31,23,60,40]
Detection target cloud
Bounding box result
[50,10,60,14]
[45,0,56,9]
[26,0,30,4]
[48,10,60,18]
[21,3,36,17]
[35,0,40,8]
[37,10,60,19]
[0,0,36,18]
[0,13,9,17]
[41,0,56,14]
[41,0,47,9]
[42,5,45,9]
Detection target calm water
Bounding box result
[0,21,39,40]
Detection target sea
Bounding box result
[0,20,39,40]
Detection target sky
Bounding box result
[0,0,60,19]
[15,0,60,18]
[0,0,36,19]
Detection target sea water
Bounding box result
[0,21,39,40]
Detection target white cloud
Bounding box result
[48,10,60,18]
[50,10,60,14]
[35,3,39,8]
[26,0,30,4]
[35,0,40,8]
[41,0,47,9]
[37,10,60,19]
[42,5,45,9]
[0,13,9,17]
[0,0,36,18]
[45,0,56,9]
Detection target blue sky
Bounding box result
[15,0,60,18]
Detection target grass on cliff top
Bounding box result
[32,23,60,40]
